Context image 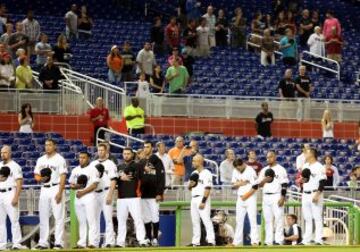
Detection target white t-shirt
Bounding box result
[302,161,326,192]
[219,159,234,184]
[0,64,15,86]
[307,33,325,57]
[65,11,78,32]
[0,160,23,189]
[136,81,150,98]
[296,153,306,171]
[90,159,118,190]
[231,166,258,196]
[68,164,100,190]
[34,153,68,185]
[191,168,213,197]
[136,49,156,75]
[196,26,210,47]
[258,164,289,194]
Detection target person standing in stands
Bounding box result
[22,10,40,56]
[215,9,228,47]
[323,155,340,189]
[121,41,135,82]
[90,97,110,146]
[8,22,29,58]
[202,5,216,48]
[322,10,341,39]
[150,17,164,55]
[15,56,33,89]
[165,17,180,53]
[156,141,175,188]
[35,33,52,68]
[219,149,235,185]
[279,28,297,66]
[307,26,325,57]
[295,65,312,120]
[52,34,72,64]
[0,23,13,45]
[107,45,123,86]
[183,19,197,57]
[39,56,62,90]
[136,42,156,81]
[149,65,164,93]
[325,26,343,62]
[65,4,78,40]
[123,97,145,135]
[255,102,273,138]
[196,18,210,58]
[77,5,93,39]
[183,139,199,181]
[246,150,263,175]
[299,9,314,47]
[18,103,34,133]
[0,52,15,89]
[260,29,276,66]
[231,8,246,48]
[278,69,296,118]
[321,109,334,138]
[168,136,187,185]
[165,57,189,94]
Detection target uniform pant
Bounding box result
[75,193,99,247]
[302,192,324,244]
[141,198,159,223]
[233,196,259,245]
[96,190,115,246]
[38,186,65,247]
[262,193,284,245]
[116,198,146,247]
[0,189,22,250]
[191,196,215,245]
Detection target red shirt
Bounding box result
[325,34,342,54]
[246,161,263,175]
[90,107,109,127]
[165,24,180,47]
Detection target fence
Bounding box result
[246,33,282,56]
[300,51,341,80]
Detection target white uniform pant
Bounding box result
[262,193,284,245]
[116,198,146,247]
[302,192,324,244]
[233,196,259,245]
[141,198,159,224]
[0,189,22,250]
[38,186,65,247]
[75,193,99,247]
[191,196,215,245]
[96,190,115,246]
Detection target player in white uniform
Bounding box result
[90,143,118,248]
[188,154,215,246]
[33,139,68,250]
[0,145,27,250]
[69,152,100,249]
[300,148,326,245]
[231,158,259,246]
[258,151,289,245]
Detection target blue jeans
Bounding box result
[108,69,122,85]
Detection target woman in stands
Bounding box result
[284,11,297,35]
[52,34,72,64]
[250,11,265,51]
[0,52,15,89]
[149,65,164,93]
[323,155,340,190]
[78,5,93,39]
[275,11,287,38]
[107,45,123,86]
[230,7,246,48]
[321,109,334,138]
[18,103,34,133]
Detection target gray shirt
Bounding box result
[65,11,78,32]
[219,159,234,184]
[136,49,156,75]
[35,42,52,65]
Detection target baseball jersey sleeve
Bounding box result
[247,168,258,186]
[257,167,265,183]
[204,170,213,188]
[89,167,100,185]
[13,162,23,180]
[59,156,68,175]
[108,160,118,180]
[34,158,42,175]
[68,169,76,184]
[279,166,289,184]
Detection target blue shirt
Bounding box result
[280,36,297,58]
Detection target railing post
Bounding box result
[354,207,360,245]
[69,189,78,248]
[261,212,265,245]
[175,205,182,247]
[337,100,343,122]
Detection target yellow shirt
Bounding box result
[123,105,145,129]
[16,65,33,89]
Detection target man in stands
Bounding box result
[22,10,40,56]
[325,26,343,62]
[35,33,52,68]
[255,102,273,138]
[124,97,145,135]
[323,10,341,39]
[202,5,216,48]
[299,9,314,47]
[165,16,180,54]
[307,26,325,57]
[183,19,197,57]
[39,56,62,89]
[156,141,175,188]
[278,69,296,118]
[279,28,297,66]
[165,57,189,94]
[65,4,78,40]
[121,41,135,82]
[219,149,235,185]
[183,139,199,181]
[246,150,263,175]
[90,97,110,146]
[136,42,156,81]
[295,65,312,119]
[150,17,164,55]
[8,22,29,58]
[196,18,210,58]
[168,136,187,185]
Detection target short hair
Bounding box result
[143,141,153,147]
[97,143,108,150]
[45,139,57,145]
[309,148,318,159]
[123,147,133,153]
[79,151,91,158]
[352,166,360,173]
[248,150,256,155]
[261,102,268,108]
[233,158,244,167]
[267,150,276,156]
[156,141,164,148]
[287,214,298,223]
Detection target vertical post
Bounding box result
[261,212,265,245]
[349,207,354,245]
[69,189,78,248]
[175,206,182,247]
[354,207,360,245]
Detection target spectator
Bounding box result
[0,4,8,32]
[321,109,334,138]
[311,10,320,27]
[53,34,72,64]
[250,11,264,50]
[0,22,13,45]
[182,48,195,80]
[264,14,275,33]
[255,102,274,138]
[299,9,314,47]
[278,69,296,118]
[183,139,199,181]
[183,19,197,57]
[14,48,26,68]
[168,47,183,66]
[136,42,156,81]
[275,10,287,38]
[18,103,34,133]
[150,17,164,55]
[8,22,29,58]
[168,136,186,185]
[246,150,263,175]
[136,72,150,98]
[149,65,164,93]
[35,33,52,68]
[0,52,14,89]
[165,16,180,53]
[279,28,297,66]
[295,65,313,98]
[323,10,341,38]
[123,97,145,135]
[295,144,310,171]
[284,11,296,34]
[15,56,32,89]
[284,214,301,245]
[196,18,210,58]
[121,41,135,82]
[349,166,360,187]
[107,45,123,85]
[307,26,325,57]
[323,155,340,189]
[260,29,276,66]
[165,57,189,94]
[39,56,62,90]
[219,149,235,185]
[202,5,216,48]
[0,43,9,60]
[325,26,343,62]
[356,122,360,152]
[22,10,40,56]
[90,97,110,145]
[78,5,93,39]
[215,9,228,46]
[156,141,175,188]
[186,0,201,20]
[230,7,246,48]
[65,4,78,40]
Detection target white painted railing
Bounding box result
[300,51,341,80]
[128,124,156,135]
[246,33,282,55]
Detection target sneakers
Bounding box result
[87,245,96,249]
[31,245,48,250]
[12,244,28,250]
[53,244,63,250]
[139,239,150,247]
[151,239,159,247]
[187,243,200,247]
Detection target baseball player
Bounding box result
[258,151,289,246]
[231,158,259,246]
[116,147,148,247]
[33,139,67,250]
[188,154,215,246]
[139,141,165,246]
[300,148,326,245]
[90,143,118,248]
[69,152,100,249]
[0,145,27,250]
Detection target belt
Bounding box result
[43,183,59,188]
[303,190,318,194]
[192,195,201,198]
[264,192,280,195]
[95,187,109,193]
[0,187,12,193]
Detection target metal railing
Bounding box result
[300,51,341,80]
[246,33,282,56]
[128,124,156,135]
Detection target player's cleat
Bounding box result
[115,245,125,248]
[315,243,323,245]
[73,246,85,249]
[12,244,28,250]
[87,245,96,249]
[104,244,112,248]
[151,239,159,247]
[297,243,305,245]
[31,245,48,250]
[273,242,282,245]
[139,240,150,247]
[53,244,63,250]
[187,243,200,247]
[206,243,215,246]
[251,243,260,246]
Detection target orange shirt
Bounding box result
[107,55,123,72]
[168,147,185,176]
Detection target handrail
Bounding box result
[301,50,341,80]
[246,33,282,56]
[129,124,156,135]
[328,195,360,206]
[54,62,72,70]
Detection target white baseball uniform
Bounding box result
[190,168,215,245]
[232,166,259,245]
[34,153,67,248]
[0,160,23,250]
[69,164,100,248]
[91,159,118,247]
[258,164,289,245]
[301,161,326,245]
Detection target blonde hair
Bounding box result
[322,109,332,123]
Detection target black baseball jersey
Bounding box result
[117,160,142,199]
[139,154,165,199]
